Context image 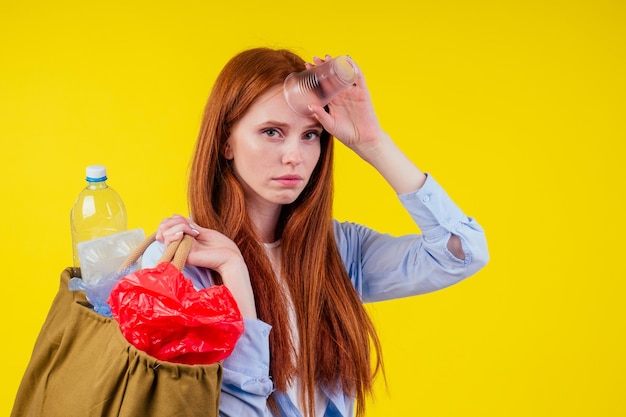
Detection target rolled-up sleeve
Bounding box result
[219,318,274,417]
[334,174,489,303]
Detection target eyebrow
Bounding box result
[259,120,323,130]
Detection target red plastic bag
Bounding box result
[108,261,244,365]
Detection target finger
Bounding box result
[156,216,183,241]
[158,214,187,229]
[162,223,188,246]
[188,220,202,236]
[157,216,199,243]
[308,104,335,132]
[312,55,325,65]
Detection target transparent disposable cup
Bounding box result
[283,55,359,116]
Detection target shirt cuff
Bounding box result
[398,174,468,240]
[223,318,272,378]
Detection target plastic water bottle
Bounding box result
[70,165,127,267]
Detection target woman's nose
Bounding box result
[282,139,303,165]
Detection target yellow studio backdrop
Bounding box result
[1,0,624,415]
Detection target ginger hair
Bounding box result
[188,47,383,416]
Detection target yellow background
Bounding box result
[1,0,624,415]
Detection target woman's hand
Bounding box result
[156,215,258,318]
[306,55,385,154]
[307,55,427,195]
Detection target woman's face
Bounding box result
[225,85,323,214]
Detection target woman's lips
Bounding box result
[274,175,303,187]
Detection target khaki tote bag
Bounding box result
[11,235,223,417]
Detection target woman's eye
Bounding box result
[262,128,280,138]
[303,131,321,141]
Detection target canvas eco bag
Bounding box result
[11,233,242,417]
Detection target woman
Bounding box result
[142,47,489,417]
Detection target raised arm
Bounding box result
[308,55,465,259]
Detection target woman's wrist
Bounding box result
[220,263,258,319]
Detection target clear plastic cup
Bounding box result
[283,55,359,116]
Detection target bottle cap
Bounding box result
[86,165,107,182]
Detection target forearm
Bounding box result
[190,251,258,319]
[352,137,470,260]
[351,132,427,195]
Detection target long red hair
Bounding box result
[188,47,383,417]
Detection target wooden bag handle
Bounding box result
[119,232,194,271]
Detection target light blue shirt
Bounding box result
[142,174,489,417]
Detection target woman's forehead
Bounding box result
[243,86,320,128]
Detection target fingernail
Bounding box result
[191,227,200,235]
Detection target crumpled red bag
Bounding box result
[108,261,244,365]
